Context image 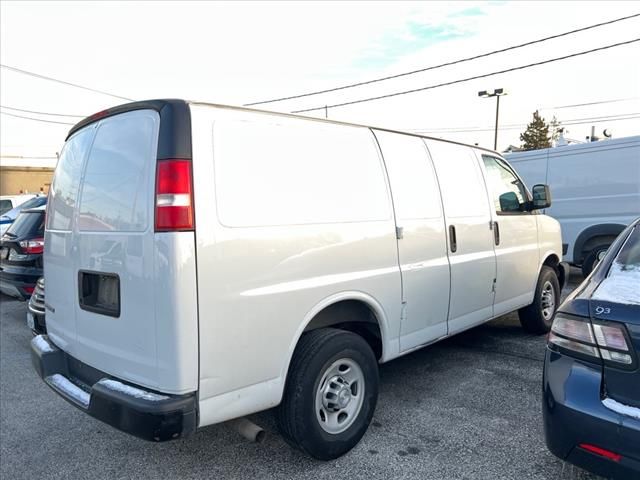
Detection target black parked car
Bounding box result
[27,276,46,334]
[543,217,640,479]
[0,206,45,300]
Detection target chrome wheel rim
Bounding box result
[540,280,556,320]
[315,358,365,434]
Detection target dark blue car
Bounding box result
[543,218,640,479]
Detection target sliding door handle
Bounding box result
[449,225,457,253]
[493,221,500,246]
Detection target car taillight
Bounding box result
[549,314,633,366]
[155,159,194,231]
[593,323,633,365]
[23,286,35,295]
[19,237,45,254]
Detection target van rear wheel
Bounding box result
[276,328,379,460]
[581,244,609,277]
[518,266,560,334]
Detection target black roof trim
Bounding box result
[66,99,192,160]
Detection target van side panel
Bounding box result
[190,105,401,425]
[506,137,640,264]
[153,233,199,394]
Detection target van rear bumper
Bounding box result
[31,335,197,442]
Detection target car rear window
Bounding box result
[613,226,640,271]
[17,196,46,211]
[592,226,640,305]
[7,211,45,238]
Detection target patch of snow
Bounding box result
[31,335,55,354]
[97,379,169,402]
[592,262,640,305]
[47,374,90,408]
[602,397,640,420]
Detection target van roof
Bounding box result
[505,135,640,161]
[67,98,502,157]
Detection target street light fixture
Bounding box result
[478,88,507,150]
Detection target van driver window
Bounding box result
[482,155,528,213]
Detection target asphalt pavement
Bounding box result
[0,272,600,480]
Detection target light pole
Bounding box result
[478,88,507,150]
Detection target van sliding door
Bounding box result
[373,130,449,352]
[424,140,497,335]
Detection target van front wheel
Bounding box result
[276,328,379,460]
[518,266,560,334]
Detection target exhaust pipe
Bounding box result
[230,418,266,443]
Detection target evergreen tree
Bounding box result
[520,110,551,150]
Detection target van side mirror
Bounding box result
[531,184,551,210]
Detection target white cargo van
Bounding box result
[32,99,566,459]
[506,136,640,276]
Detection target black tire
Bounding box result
[518,266,560,334]
[581,244,609,277]
[276,328,379,460]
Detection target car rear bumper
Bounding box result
[27,278,46,334]
[543,347,640,479]
[31,334,198,442]
[0,269,39,300]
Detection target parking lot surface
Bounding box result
[0,273,600,480]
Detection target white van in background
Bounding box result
[32,100,566,459]
[506,136,640,276]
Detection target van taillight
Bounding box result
[155,159,194,231]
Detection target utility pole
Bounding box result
[478,88,507,150]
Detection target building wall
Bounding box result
[0,167,54,195]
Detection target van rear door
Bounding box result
[45,103,198,394]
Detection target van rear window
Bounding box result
[77,111,159,232]
[48,128,95,231]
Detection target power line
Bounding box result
[0,64,134,102]
[292,38,640,113]
[413,112,640,132]
[550,97,640,109]
[413,114,640,133]
[245,13,640,107]
[0,110,75,125]
[0,105,85,118]
[411,113,640,134]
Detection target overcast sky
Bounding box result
[1,1,639,165]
